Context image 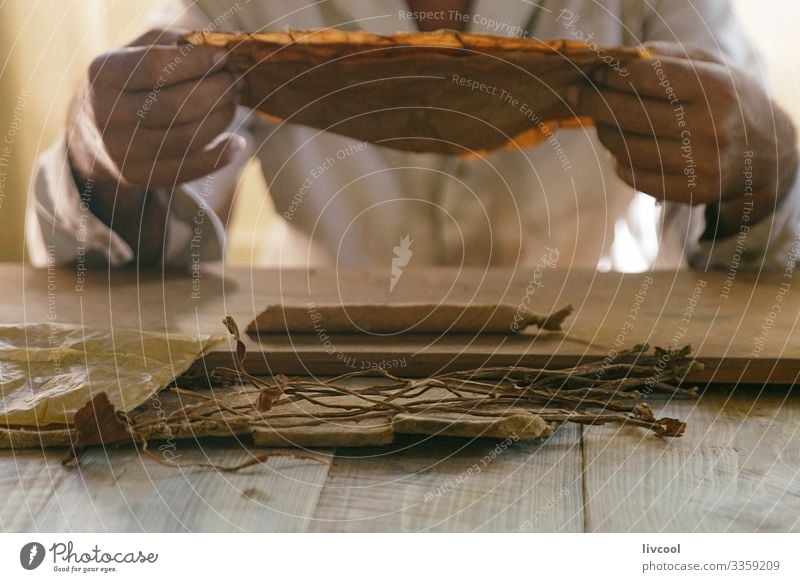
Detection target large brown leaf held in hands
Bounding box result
[181,29,647,155]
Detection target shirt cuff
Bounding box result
[27,133,227,269]
[27,134,134,267]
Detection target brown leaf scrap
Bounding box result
[222,315,246,371]
[255,390,275,412]
[656,418,687,438]
[530,305,574,332]
[181,29,647,156]
[73,392,132,448]
[220,317,284,413]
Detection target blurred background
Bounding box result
[1,0,798,266]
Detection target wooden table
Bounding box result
[2,265,799,532]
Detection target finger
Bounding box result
[593,56,723,102]
[104,103,237,161]
[595,123,686,172]
[119,134,246,187]
[115,72,238,127]
[570,86,691,137]
[89,44,228,91]
[596,122,722,175]
[615,163,715,205]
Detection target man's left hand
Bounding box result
[569,41,798,237]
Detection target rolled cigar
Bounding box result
[246,303,573,335]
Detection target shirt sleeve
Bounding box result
[26,134,135,268]
[25,125,254,269]
[643,0,800,271]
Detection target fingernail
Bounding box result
[566,86,580,107]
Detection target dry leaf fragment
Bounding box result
[181,29,647,155]
[247,303,573,335]
[656,417,686,438]
[525,304,574,332]
[219,317,286,413]
[255,389,275,412]
[73,392,132,448]
[222,315,246,371]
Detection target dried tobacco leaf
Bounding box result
[222,315,246,371]
[73,393,132,448]
[247,303,573,335]
[181,29,647,155]
[255,390,275,412]
[655,418,687,438]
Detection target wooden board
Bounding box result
[0,449,67,531]
[28,443,332,532]
[5,388,800,532]
[583,387,800,532]
[310,425,583,532]
[3,265,799,384]
[3,266,800,532]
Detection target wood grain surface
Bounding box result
[4,387,798,532]
[2,266,799,532]
[2,265,799,383]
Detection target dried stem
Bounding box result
[167,327,701,441]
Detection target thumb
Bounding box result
[643,41,723,64]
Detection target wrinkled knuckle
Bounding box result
[137,56,167,88]
[158,92,186,121]
[88,53,115,85]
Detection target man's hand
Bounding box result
[66,29,243,263]
[569,42,798,238]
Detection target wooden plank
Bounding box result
[583,388,800,532]
[3,266,800,384]
[310,424,583,532]
[30,442,332,532]
[0,449,68,531]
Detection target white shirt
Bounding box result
[26,0,800,272]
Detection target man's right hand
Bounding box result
[66,29,243,263]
